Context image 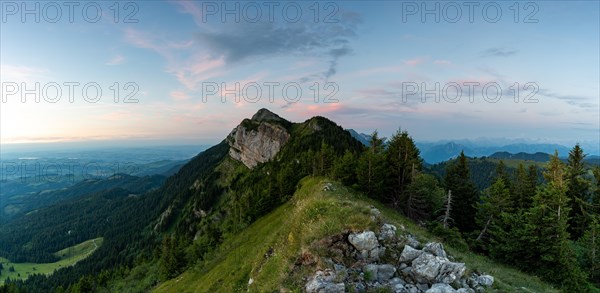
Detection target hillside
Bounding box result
[153,178,557,293]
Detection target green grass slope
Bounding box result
[0,237,103,284]
[153,178,558,293]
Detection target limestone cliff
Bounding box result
[227,109,291,168]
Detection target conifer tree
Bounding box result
[356,131,387,200]
[385,129,423,208]
[444,151,479,232]
[578,216,599,285]
[332,150,358,186]
[566,144,591,239]
[475,178,511,247]
[495,160,512,191]
[518,151,587,291]
[404,173,444,222]
[593,166,600,209]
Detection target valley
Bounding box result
[0,238,103,285]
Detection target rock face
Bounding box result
[227,109,290,168]
[303,223,494,293]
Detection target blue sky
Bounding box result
[1,1,598,152]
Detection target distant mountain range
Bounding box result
[346,129,598,164]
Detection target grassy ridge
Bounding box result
[0,237,103,284]
[152,178,558,293]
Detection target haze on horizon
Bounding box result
[1,1,598,151]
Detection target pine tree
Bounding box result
[444,151,479,233]
[404,173,445,222]
[475,178,511,247]
[566,144,591,239]
[385,129,423,207]
[316,141,335,176]
[159,235,186,281]
[518,151,587,291]
[495,160,512,191]
[332,150,358,186]
[593,166,600,209]
[578,216,599,285]
[356,131,387,200]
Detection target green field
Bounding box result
[0,237,103,284]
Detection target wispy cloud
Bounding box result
[170,91,192,101]
[480,47,518,57]
[124,2,361,91]
[106,54,125,66]
[0,64,48,82]
[404,57,424,66]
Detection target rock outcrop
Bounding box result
[227,109,290,168]
[304,219,494,293]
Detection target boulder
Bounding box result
[379,223,397,241]
[363,264,396,282]
[412,253,465,284]
[399,245,424,263]
[305,270,345,293]
[377,264,397,281]
[423,242,448,259]
[437,261,466,284]
[405,234,421,248]
[349,231,379,251]
[426,283,457,293]
[349,231,381,260]
[477,275,494,287]
[412,253,444,283]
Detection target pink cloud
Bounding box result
[172,1,205,26]
[404,58,425,66]
[170,91,192,101]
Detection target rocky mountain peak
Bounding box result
[227,109,291,169]
[251,108,287,123]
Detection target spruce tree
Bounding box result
[475,178,511,250]
[593,167,600,209]
[356,131,387,200]
[512,163,529,210]
[444,151,479,233]
[385,129,423,208]
[566,144,591,239]
[578,215,599,285]
[404,173,445,222]
[519,151,587,291]
[332,150,358,186]
[495,160,512,191]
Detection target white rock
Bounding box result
[423,242,448,259]
[399,245,424,263]
[348,231,379,251]
[477,274,494,287]
[379,223,397,241]
[426,283,457,293]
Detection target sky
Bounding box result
[1,1,599,152]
